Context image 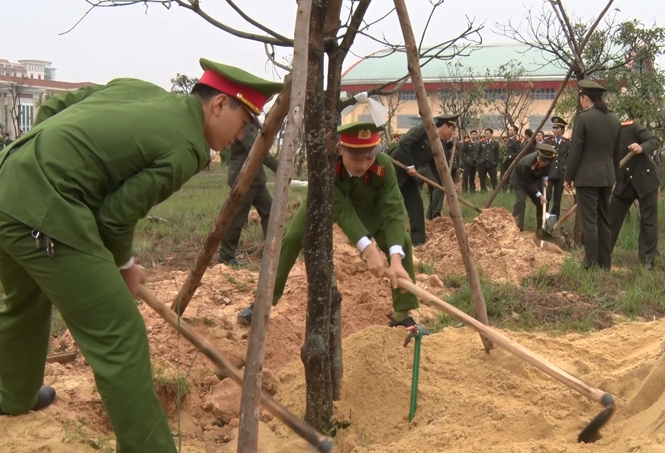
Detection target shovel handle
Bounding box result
[137,286,336,453]
[390,157,483,213]
[397,278,609,405]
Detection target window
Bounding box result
[529,115,546,130]
[531,88,555,100]
[396,114,421,129]
[398,90,416,101]
[357,114,372,123]
[18,104,34,132]
[484,89,507,100]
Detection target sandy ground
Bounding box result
[4,209,661,453]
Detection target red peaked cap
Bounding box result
[198,70,266,115]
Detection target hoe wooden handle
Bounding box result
[137,286,336,453]
[390,157,483,213]
[398,278,609,404]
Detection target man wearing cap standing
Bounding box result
[544,117,570,219]
[564,79,621,269]
[389,114,458,245]
[510,144,557,232]
[218,123,279,266]
[477,128,500,192]
[609,119,662,269]
[0,58,283,452]
[238,122,426,332]
[461,130,480,193]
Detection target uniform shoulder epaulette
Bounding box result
[621,120,634,127]
[368,164,385,177]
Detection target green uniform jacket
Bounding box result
[461,140,479,166]
[509,152,551,197]
[564,107,621,187]
[389,123,447,186]
[0,78,210,267]
[227,124,279,188]
[503,137,521,162]
[334,152,407,248]
[615,121,662,198]
[477,139,500,167]
[544,136,570,180]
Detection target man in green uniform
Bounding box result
[218,123,279,266]
[609,120,662,269]
[510,143,557,232]
[501,125,521,192]
[461,130,480,193]
[477,128,500,192]
[419,137,456,220]
[237,122,427,332]
[564,79,621,270]
[0,58,283,453]
[389,114,458,245]
[544,116,569,219]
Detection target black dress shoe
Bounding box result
[0,386,56,416]
[219,257,247,267]
[237,304,254,324]
[389,316,431,335]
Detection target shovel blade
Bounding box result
[577,405,615,443]
[545,213,558,232]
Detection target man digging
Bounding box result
[0,58,283,453]
[238,121,429,334]
[510,143,557,232]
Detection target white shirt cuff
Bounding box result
[535,191,542,198]
[118,256,135,270]
[356,236,372,252]
[543,176,549,181]
[407,165,415,169]
[389,245,405,259]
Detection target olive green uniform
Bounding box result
[218,124,278,262]
[460,139,479,193]
[609,121,662,266]
[0,79,211,452]
[501,137,521,191]
[272,152,419,312]
[477,138,500,192]
[389,123,440,244]
[564,107,622,269]
[544,135,570,219]
[510,152,551,231]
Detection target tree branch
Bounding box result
[339,0,371,57]
[264,43,292,71]
[225,0,293,43]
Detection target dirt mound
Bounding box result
[416,208,564,284]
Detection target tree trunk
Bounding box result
[301,0,334,432]
[236,1,312,451]
[329,284,343,401]
[393,0,493,352]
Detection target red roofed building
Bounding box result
[1,58,96,139]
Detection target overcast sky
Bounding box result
[1,0,662,89]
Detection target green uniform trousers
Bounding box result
[271,203,420,312]
[0,211,176,453]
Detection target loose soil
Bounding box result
[3,209,660,453]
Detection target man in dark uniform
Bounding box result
[609,120,662,269]
[510,144,557,232]
[564,79,621,269]
[461,130,479,193]
[522,129,533,146]
[0,58,284,452]
[238,122,427,332]
[502,125,522,191]
[218,123,278,266]
[544,116,570,219]
[477,128,500,192]
[389,114,458,245]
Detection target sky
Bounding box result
[1,0,663,90]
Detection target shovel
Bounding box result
[537,181,556,241]
[397,278,615,443]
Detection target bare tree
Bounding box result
[484,60,534,135]
[377,93,404,144]
[436,61,486,137]
[8,79,25,138]
[170,73,198,93]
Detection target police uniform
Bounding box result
[501,135,522,191]
[418,139,455,220]
[544,116,570,219]
[477,136,500,191]
[510,144,556,231]
[564,79,622,269]
[218,123,279,265]
[237,122,422,327]
[609,120,662,268]
[0,58,283,452]
[461,137,479,193]
[389,114,459,245]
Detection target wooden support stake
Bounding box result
[46,352,77,364]
[171,77,293,316]
[393,0,493,352]
[237,1,312,451]
[138,286,336,453]
[484,68,574,208]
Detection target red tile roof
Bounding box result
[0,75,96,90]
